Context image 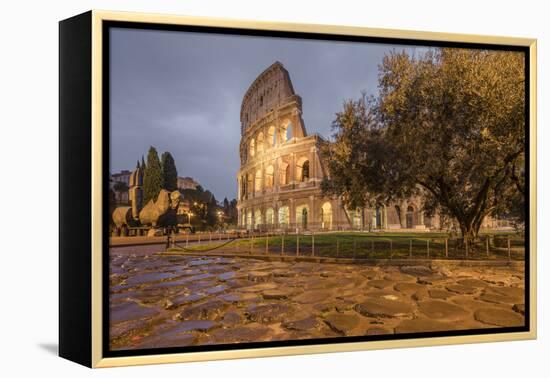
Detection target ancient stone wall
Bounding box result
[236,62,436,232]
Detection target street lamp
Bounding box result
[217,210,224,232]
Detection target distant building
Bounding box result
[177,176,200,190]
[112,170,131,186]
[236,61,362,231]
[111,170,132,204]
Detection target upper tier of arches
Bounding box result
[240,61,296,135]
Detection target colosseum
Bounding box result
[235,61,448,232]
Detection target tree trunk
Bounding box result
[457,210,487,252]
[458,224,472,247]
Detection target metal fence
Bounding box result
[168,230,525,261]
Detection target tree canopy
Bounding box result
[321,94,380,210]
[143,146,164,204]
[161,151,178,192]
[322,48,525,240]
[180,186,222,230]
[222,197,238,225]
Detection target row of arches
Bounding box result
[240,158,310,198]
[243,122,293,163]
[241,201,333,230]
[241,70,287,131]
[342,205,424,230]
[240,202,432,231]
[393,204,427,229]
[350,206,413,229]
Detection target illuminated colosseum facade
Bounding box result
[236,61,441,232]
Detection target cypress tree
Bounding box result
[143,146,163,203]
[141,155,146,170]
[223,197,230,212]
[161,151,178,191]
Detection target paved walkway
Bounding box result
[109,248,525,350]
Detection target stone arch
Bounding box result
[265,165,274,188]
[255,169,262,192]
[254,209,262,228]
[265,208,274,225]
[406,205,415,229]
[279,161,290,185]
[286,123,293,141]
[257,132,264,154]
[281,121,293,142]
[296,157,310,182]
[246,210,252,230]
[296,204,309,229]
[267,126,276,147]
[278,206,290,227]
[321,201,333,230]
[375,207,382,229]
[302,161,310,181]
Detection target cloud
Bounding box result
[109,27,423,200]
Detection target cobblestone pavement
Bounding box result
[109,248,525,350]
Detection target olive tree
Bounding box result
[323,48,525,242]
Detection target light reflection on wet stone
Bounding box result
[110,301,160,323]
[124,272,176,286]
[109,248,526,351]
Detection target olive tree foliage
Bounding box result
[320,94,383,209]
[323,48,525,241]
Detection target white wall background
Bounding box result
[0,0,547,376]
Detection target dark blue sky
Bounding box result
[109,27,428,201]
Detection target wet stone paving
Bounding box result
[109,249,525,350]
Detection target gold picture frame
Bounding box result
[59,9,537,368]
